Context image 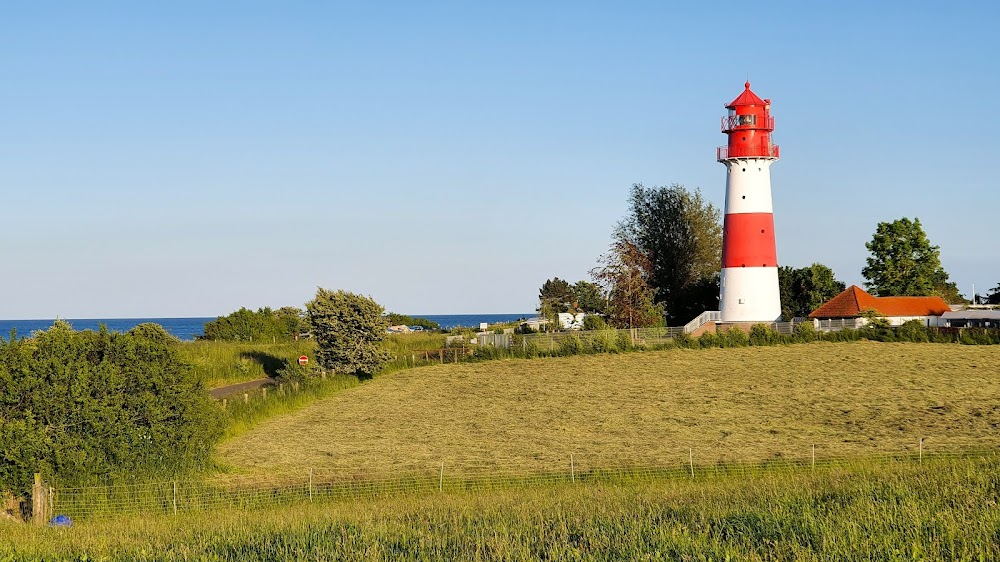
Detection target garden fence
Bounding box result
[45,443,991,521]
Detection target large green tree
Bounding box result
[778,263,846,320]
[617,183,722,325]
[305,289,390,376]
[537,278,575,316]
[862,217,964,303]
[0,322,222,496]
[572,281,606,315]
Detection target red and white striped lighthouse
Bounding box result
[717,82,781,322]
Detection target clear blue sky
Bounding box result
[2,1,997,318]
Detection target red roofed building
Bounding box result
[809,285,951,328]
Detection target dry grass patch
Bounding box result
[216,342,1000,475]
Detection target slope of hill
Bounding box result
[216,342,1000,475]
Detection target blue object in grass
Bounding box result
[48,514,72,527]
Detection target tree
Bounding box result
[573,281,606,314]
[538,278,574,315]
[985,284,1000,305]
[778,263,846,320]
[617,183,722,324]
[305,289,390,376]
[0,322,222,497]
[590,231,664,328]
[862,217,964,303]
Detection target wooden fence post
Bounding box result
[243,392,249,404]
[32,473,45,526]
[439,349,444,364]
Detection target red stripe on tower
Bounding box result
[721,213,778,268]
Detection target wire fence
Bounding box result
[49,444,994,521]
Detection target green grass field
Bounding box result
[8,340,1000,559]
[4,454,999,561]
[217,341,1000,475]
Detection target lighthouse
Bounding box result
[717,82,781,323]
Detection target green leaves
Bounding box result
[862,218,961,302]
[305,289,390,376]
[779,263,846,320]
[0,323,223,495]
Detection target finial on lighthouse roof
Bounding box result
[745,80,751,89]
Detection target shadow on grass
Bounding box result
[240,351,288,378]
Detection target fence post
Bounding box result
[222,398,227,410]
[279,383,285,395]
[172,481,178,516]
[689,449,694,478]
[262,387,268,400]
[47,486,54,520]
[31,473,44,526]
[309,468,313,503]
[570,454,575,484]
[243,392,249,404]
[439,463,444,492]
[812,444,815,470]
[439,349,444,364]
[919,437,923,463]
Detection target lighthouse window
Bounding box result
[736,114,756,126]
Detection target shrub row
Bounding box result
[465,321,1000,363]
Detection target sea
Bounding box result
[0,314,535,341]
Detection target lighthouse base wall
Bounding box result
[720,266,781,323]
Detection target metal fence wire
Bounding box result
[49,447,992,521]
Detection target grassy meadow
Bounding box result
[217,341,1000,476]
[4,454,1000,561]
[180,333,447,389]
[178,340,317,388]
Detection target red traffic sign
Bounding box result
[298,355,309,366]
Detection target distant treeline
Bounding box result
[384,313,440,330]
[201,307,309,342]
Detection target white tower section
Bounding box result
[719,158,781,322]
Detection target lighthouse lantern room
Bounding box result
[717,82,781,323]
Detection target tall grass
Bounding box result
[5,454,1000,560]
[178,340,316,388]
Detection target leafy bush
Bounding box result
[721,327,749,348]
[472,345,509,361]
[823,328,860,342]
[896,320,930,343]
[589,330,620,353]
[558,335,585,356]
[582,315,609,331]
[617,331,636,352]
[202,307,307,342]
[698,331,720,348]
[748,324,783,346]
[791,322,817,343]
[0,322,222,496]
[672,332,694,349]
